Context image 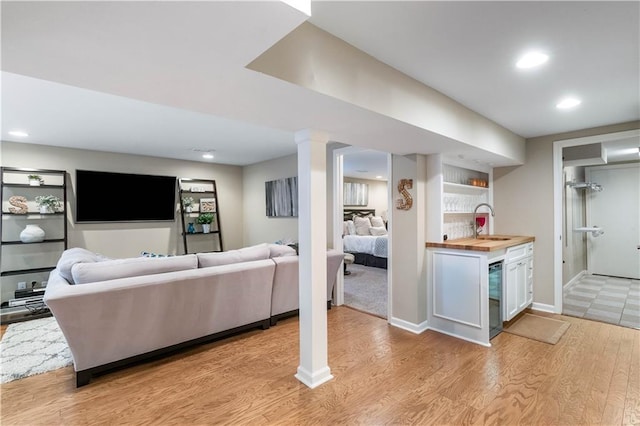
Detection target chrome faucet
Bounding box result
[473,203,495,239]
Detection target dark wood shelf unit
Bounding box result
[1,167,68,306]
[178,178,223,254]
[1,239,66,245]
[1,266,57,277]
[2,212,65,216]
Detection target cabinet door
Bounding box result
[516,261,528,311]
[504,262,519,321]
[526,257,534,306]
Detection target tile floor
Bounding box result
[563,274,640,329]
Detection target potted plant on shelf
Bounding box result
[182,196,194,213]
[28,174,43,186]
[35,195,62,214]
[196,213,214,234]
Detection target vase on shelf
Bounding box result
[20,224,45,243]
[29,179,41,186]
[202,224,211,234]
[187,223,196,234]
[39,206,52,214]
[185,206,192,213]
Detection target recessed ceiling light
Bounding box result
[8,130,29,137]
[516,51,549,69]
[202,153,214,159]
[376,175,383,179]
[556,97,581,109]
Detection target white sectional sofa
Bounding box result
[44,244,343,387]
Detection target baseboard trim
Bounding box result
[427,327,491,348]
[531,302,557,314]
[563,270,587,289]
[295,366,333,389]
[389,317,428,334]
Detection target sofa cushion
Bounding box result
[268,244,297,258]
[197,243,270,268]
[56,247,110,284]
[71,254,198,284]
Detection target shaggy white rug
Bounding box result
[1,317,73,384]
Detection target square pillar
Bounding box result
[295,129,333,388]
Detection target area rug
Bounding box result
[503,313,570,345]
[1,317,73,384]
[344,263,387,319]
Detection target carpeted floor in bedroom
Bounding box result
[343,263,387,319]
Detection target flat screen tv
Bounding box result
[76,170,176,222]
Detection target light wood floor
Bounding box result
[1,307,638,425]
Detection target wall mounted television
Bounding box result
[76,170,176,222]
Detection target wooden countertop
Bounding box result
[425,235,535,252]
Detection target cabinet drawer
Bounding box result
[506,243,530,263]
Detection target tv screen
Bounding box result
[76,170,176,222]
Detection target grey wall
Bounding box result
[1,141,244,257]
[242,153,298,246]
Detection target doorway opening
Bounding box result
[554,129,639,329]
[333,147,391,320]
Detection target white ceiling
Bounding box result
[2,1,638,170]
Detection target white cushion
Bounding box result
[370,216,385,228]
[370,226,388,236]
[197,243,271,268]
[71,255,198,285]
[342,221,349,236]
[354,216,372,236]
[268,243,297,258]
[56,247,110,284]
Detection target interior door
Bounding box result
[586,164,640,279]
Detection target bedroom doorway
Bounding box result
[333,147,391,320]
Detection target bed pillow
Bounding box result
[370,216,385,228]
[370,226,388,236]
[343,221,349,236]
[354,216,372,236]
[346,220,356,236]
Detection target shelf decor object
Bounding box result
[178,178,223,254]
[20,224,46,243]
[8,196,28,214]
[35,195,62,214]
[28,175,42,186]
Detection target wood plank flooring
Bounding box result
[1,307,638,425]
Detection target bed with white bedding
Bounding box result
[343,209,388,269]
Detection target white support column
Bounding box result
[295,129,333,389]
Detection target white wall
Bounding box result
[242,153,298,246]
[493,121,639,307]
[390,154,428,328]
[562,166,587,284]
[343,177,388,218]
[1,141,244,257]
